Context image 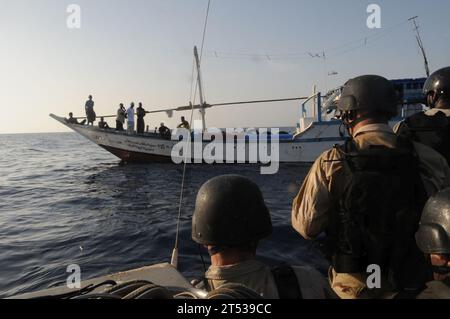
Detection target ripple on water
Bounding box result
[0,132,324,298]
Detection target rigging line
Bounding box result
[325,18,410,53]
[199,0,211,62]
[327,20,408,59]
[205,18,410,61]
[172,0,211,267]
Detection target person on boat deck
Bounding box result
[177,116,190,130]
[191,175,336,299]
[116,103,126,131]
[98,117,110,129]
[412,188,450,299]
[158,122,171,139]
[136,102,146,134]
[85,95,96,126]
[395,67,450,164]
[66,112,86,125]
[127,102,135,134]
[291,75,450,299]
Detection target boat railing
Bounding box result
[301,92,323,121]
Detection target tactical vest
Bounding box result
[398,111,450,164]
[271,265,303,299]
[327,138,431,290]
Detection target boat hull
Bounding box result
[99,144,173,163]
[50,114,344,164]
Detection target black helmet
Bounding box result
[423,67,450,107]
[415,188,450,254]
[192,175,272,246]
[337,75,398,117]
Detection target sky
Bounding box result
[0,0,449,134]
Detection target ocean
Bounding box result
[0,132,328,298]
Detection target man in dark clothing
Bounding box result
[177,116,190,130]
[85,95,96,125]
[396,67,450,164]
[158,122,171,139]
[66,112,86,125]
[136,102,146,134]
[116,103,126,131]
[292,75,450,299]
[98,117,110,129]
[413,188,450,299]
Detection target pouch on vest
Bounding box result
[398,111,450,163]
[271,265,303,299]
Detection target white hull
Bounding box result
[51,114,344,163]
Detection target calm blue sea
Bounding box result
[0,132,327,298]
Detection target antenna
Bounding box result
[408,16,430,77]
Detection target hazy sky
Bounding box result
[1,0,449,134]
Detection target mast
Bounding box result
[409,16,430,77]
[194,46,207,131]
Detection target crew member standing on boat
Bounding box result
[291,75,450,299]
[396,67,450,163]
[116,103,126,131]
[85,95,96,126]
[192,175,336,299]
[136,102,146,134]
[127,102,135,134]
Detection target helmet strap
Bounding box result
[207,246,226,256]
[432,255,450,275]
[341,110,367,137]
[338,122,346,139]
[432,265,450,275]
[427,93,436,109]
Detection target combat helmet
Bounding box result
[337,75,398,117]
[192,175,272,246]
[423,67,450,108]
[416,188,450,254]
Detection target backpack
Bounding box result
[398,111,450,164]
[327,138,430,290]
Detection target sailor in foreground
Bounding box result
[413,188,450,299]
[292,75,450,299]
[396,67,450,163]
[192,174,335,299]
